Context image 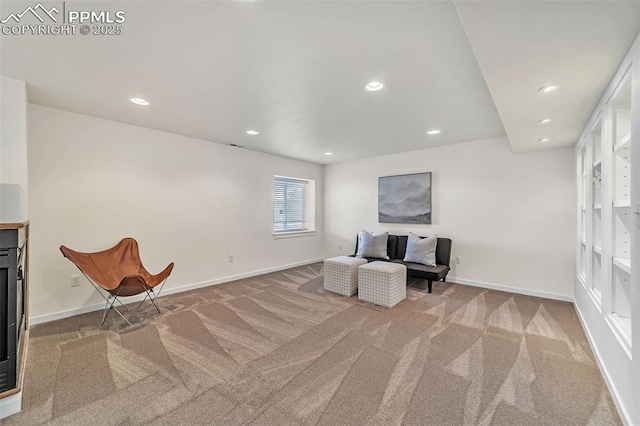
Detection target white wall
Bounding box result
[0,76,28,222]
[28,105,324,321]
[324,136,575,299]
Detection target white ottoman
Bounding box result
[323,256,368,296]
[358,261,407,308]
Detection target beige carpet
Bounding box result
[2,263,621,425]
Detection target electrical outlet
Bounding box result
[229,255,234,263]
[455,255,462,264]
[338,244,342,251]
[70,275,80,287]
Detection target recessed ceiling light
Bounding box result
[426,129,441,135]
[538,118,552,124]
[538,138,550,143]
[246,130,259,135]
[365,81,384,92]
[324,152,333,156]
[130,97,149,106]
[538,85,557,94]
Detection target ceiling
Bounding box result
[1,1,638,164]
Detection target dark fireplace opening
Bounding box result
[0,228,22,393]
[0,266,7,362]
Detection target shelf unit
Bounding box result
[576,65,635,351]
[574,34,638,425]
[591,122,603,299]
[610,77,632,343]
[578,146,588,282]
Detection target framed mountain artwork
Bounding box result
[378,172,431,224]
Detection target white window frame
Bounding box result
[273,175,316,238]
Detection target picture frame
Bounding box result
[378,172,431,224]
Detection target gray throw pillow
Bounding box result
[403,233,437,266]
[356,230,389,260]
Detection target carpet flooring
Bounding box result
[2,263,621,425]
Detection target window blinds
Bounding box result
[273,176,307,233]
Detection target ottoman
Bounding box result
[358,261,407,308]
[323,256,368,296]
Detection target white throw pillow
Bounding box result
[403,233,437,266]
[356,230,389,260]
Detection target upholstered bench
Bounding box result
[323,256,368,296]
[358,261,407,308]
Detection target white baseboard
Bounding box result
[30,258,324,326]
[30,263,572,324]
[445,276,573,302]
[573,301,631,426]
[0,392,21,420]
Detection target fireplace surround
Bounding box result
[0,223,28,395]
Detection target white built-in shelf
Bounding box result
[614,133,631,152]
[575,49,634,362]
[577,274,587,288]
[613,257,631,274]
[608,313,632,355]
[589,287,603,311]
[613,199,631,208]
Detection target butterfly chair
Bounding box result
[60,238,174,325]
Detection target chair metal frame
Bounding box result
[77,269,169,325]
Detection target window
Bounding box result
[273,175,315,235]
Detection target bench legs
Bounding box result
[428,277,447,294]
[408,275,446,293]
